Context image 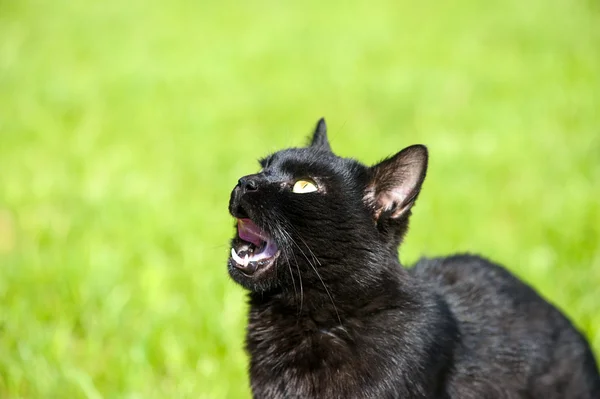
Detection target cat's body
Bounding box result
[227,119,600,398]
[412,255,600,399]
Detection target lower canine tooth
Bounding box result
[231,248,245,265]
[244,254,249,266]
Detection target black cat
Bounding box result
[227,118,600,399]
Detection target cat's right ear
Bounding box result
[308,117,332,152]
[365,145,428,221]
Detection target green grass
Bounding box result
[1,0,599,397]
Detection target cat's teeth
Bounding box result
[231,248,254,268]
[231,248,245,265]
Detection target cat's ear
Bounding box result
[309,117,331,152]
[365,145,428,220]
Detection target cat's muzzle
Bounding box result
[228,175,281,278]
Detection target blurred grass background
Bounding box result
[1,0,599,397]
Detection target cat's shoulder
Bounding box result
[410,253,520,287]
[408,253,572,333]
[409,253,546,307]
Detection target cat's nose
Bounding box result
[229,174,262,218]
[238,175,259,194]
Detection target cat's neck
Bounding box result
[245,257,459,398]
[247,256,420,323]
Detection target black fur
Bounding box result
[227,118,600,398]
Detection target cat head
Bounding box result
[228,118,428,292]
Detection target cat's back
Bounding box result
[410,254,600,399]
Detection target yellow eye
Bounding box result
[292,179,318,194]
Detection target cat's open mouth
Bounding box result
[230,218,280,276]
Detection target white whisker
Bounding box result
[278,227,304,317]
[285,226,343,328]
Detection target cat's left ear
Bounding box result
[309,117,332,152]
[365,145,428,220]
